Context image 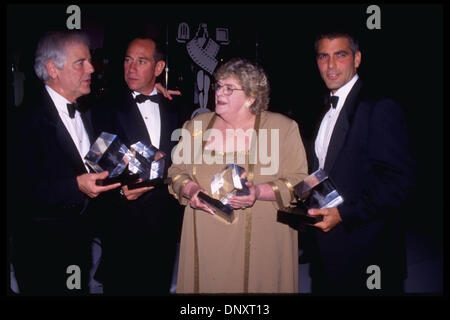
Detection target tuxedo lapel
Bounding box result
[324,79,363,173]
[323,109,350,173]
[158,94,171,154]
[311,94,333,171]
[80,110,94,144]
[117,92,152,146]
[41,90,87,174]
[55,120,87,174]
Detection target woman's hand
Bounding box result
[228,182,259,210]
[183,181,215,215]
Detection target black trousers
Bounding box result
[98,234,177,296]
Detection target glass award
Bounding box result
[126,141,170,190]
[197,164,250,223]
[277,169,344,224]
[84,132,139,186]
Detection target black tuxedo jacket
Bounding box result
[95,91,179,168]
[12,88,95,220]
[9,87,95,294]
[90,89,183,294]
[92,89,181,278]
[309,79,415,293]
[91,89,181,229]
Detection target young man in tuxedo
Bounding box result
[306,32,415,295]
[92,36,183,295]
[9,30,121,295]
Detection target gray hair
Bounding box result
[214,58,270,115]
[34,30,90,82]
[314,31,360,56]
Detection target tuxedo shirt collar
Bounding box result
[131,88,158,101]
[329,74,359,114]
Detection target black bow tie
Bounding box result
[67,102,79,118]
[135,94,160,104]
[329,95,339,109]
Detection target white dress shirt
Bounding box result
[315,74,359,169]
[46,85,91,171]
[132,88,161,149]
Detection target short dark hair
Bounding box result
[314,31,360,55]
[128,36,165,62]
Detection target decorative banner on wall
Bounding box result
[176,22,230,119]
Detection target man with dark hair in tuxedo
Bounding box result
[305,31,415,295]
[92,36,183,295]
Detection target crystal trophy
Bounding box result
[126,141,170,190]
[84,132,139,186]
[277,169,344,224]
[197,164,250,223]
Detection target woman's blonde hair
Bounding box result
[214,58,270,114]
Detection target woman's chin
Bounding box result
[215,105,227,115]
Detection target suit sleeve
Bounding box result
[339,99,415,228]
[14,111,87,216]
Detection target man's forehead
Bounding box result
[318,37,351,50]
[126,39,154,56]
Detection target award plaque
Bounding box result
[84,132,139,186]
[198,164,250,223]
[127,141,169,190]
[277,169,344,225]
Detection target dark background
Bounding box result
[6,3,443,294]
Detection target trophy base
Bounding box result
[277,206,323,225]
[127,177,172,190]
[95,172,140,186]
[198,192,236,223]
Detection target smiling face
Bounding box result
[46,42,94,102]
[316,37,361,94]
[214,77,254,118]
[124,39,165,95]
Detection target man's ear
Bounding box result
[154,60,165,77]
[46,61,59,80]
[354,50,362,69]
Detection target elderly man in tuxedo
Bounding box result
[305,31,415,295]
[9,30,120,295]
[92,36,183,295]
